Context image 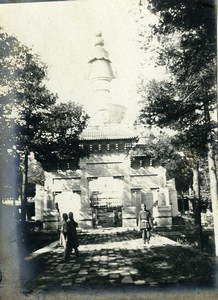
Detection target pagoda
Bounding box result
[35,33,178,229]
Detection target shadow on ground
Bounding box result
[78,230,141,245]
[19,230,218,296]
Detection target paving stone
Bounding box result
[149,281,159,286]
[118,263,125,267]
[121,276,133,284]
[59,270,68,275]
[108,262,118,266]
[109,279,116,285]
[120,272,131,276]
[109,274,120,279]
[82,265,90,269]
[134,280,146,285]
[130,270,139,275]
[39,275,53,280]
[78,270,88,275]
[36,284,47,289]
[75,278,86,283]
[89,267,98,271]
[60,282,72,287]
[99,271,109,276]
[24,229,215,291]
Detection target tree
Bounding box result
[166,154,193,196]
[131,130,193,195]
[0,28,23,201]
[0,28,89,227]
[28,154,45,187]
[138,0,217,251]
[33,101,89,170]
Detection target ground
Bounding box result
[12,227,218,299]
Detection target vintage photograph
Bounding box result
[0,0,217,299]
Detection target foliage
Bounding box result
[165,154,192,194]
[28,155,45,186]
[131,130,193,193]
[0,27,57,157]
[138,0,216,159]
[131,131,174,161]
[34,101,89,167]
[0,27,89,199]
[138,1,217,248]
[14,52,57,155]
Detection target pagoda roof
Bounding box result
[88,32,111,63]
[80,125,138,141]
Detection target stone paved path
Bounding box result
[22,228,216,294]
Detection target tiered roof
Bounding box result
[81,33,136,143]
[80,124,137,141]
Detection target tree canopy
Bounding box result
[137,0,217,251]
[0,27,89,199]
[34,101,89,169]
[131,131,193,194]
[139,0,216,155]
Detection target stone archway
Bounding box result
[89,177,123,207]
[88,176,123,227]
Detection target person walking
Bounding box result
[55,202,61,232]
[60,213,68,253]
[138,204,153,244]
[65,212,79,259]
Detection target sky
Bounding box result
[0,0,163,121]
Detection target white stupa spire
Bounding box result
[87,32,115,95]
[86,32,127,125]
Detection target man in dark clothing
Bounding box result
[65,212,79,259]
[138,204,153,244]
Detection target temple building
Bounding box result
[35,33,178,229]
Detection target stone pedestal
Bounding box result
[122,206,137,227]
[35,185,45,221]
[170,190,178,217]
[79,208,93,229]
[155,205,172,226]
[167,178,178,217]
[79,166,93,228]
[122,157,131,206]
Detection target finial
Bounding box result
[95,31,104,47]
[96,31,102,37]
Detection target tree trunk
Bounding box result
[207,141,218,256]
[192,164,203,249]
[21,149,28,224]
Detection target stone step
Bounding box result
[154,225,190,231]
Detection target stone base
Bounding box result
[43,210,59,231]
[122,206,137,228]
[155,217,172,227]
[43,220,59,231]
[78,220,93,229]
[122,218,137,227]
[78,208,93,229]
[154,205,172,226]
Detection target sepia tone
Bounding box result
[0,1,217,299]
